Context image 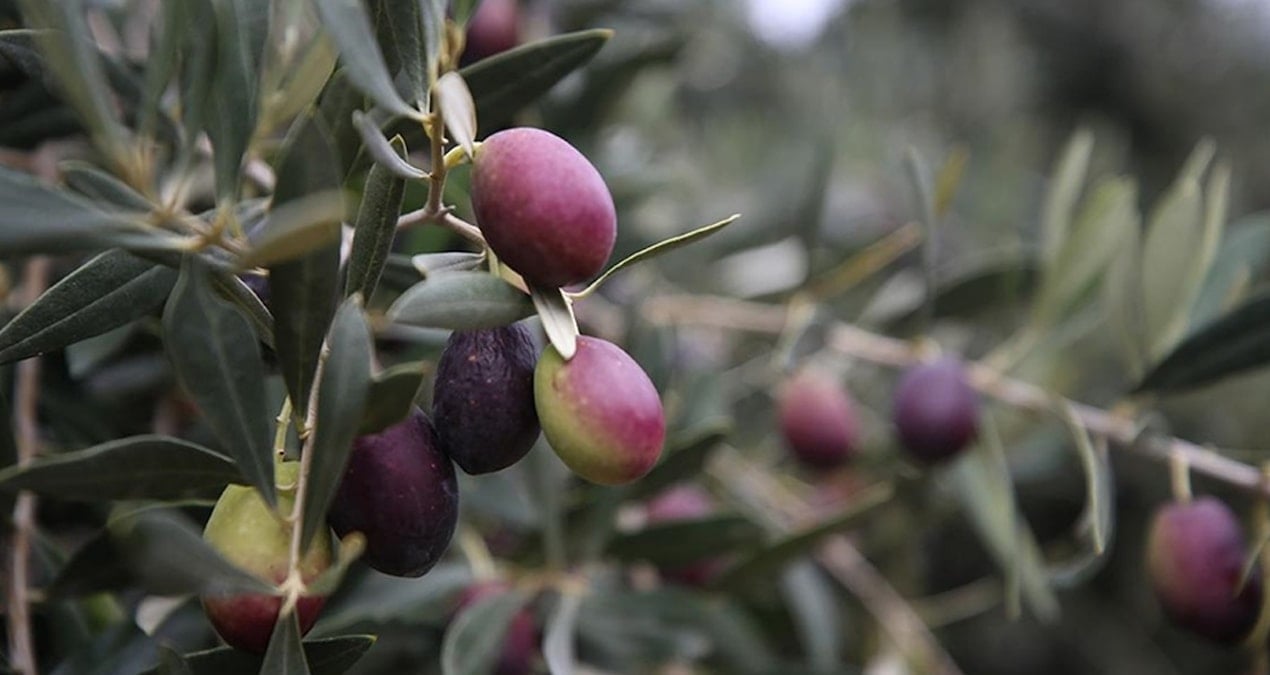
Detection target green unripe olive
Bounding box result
[201,466,333,654]
[534,336,665,485]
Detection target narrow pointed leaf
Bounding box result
[461,29,612,134]
[1056,403,1113,556]
[1137,292,1270,392]
[411,252,485,277]
[141,637,373,675]
[0,166,177,254]
[573,215,741,298]
[352,112,428,180]
[311,563,472,633]
[60,161,153,211]
[0,435,239,501]
[158,647,193,675]
[260,611,311,675]
[780,561,842,672]
[312,0,418,119]
[163,256,275,506]
[544,591,582,675]
[270,113,344,416]
[388,272,534,330]
[0,250,176,364]
[1103,220,1146,375]
[1040,129,1094,271]
[368,0,426,108]
[206,0,269,200]
[440,589,531,675]
[242,190,345,267]
[435,72,477,157]
[300,296,373,551]
[530,285,577,360]
[210,272,276,348]
[175,0,217,143]
[606,516,761,567]
[1192,214,1270,327]
[359,361,425,434]
[110,509,276,597]
[346,136,407,300]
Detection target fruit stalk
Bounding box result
[643,293,1270,498]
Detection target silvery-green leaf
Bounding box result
[530,285,577,360]
[1040,129,1094,272]
[572,215,741,299]
[345,136,407,300]
[260,611,311,675]
[544,592,582,675]
[312,0,419,119]
[352,112,428,180]
[388,272,534,331]
[411,252,486,277]
[435,72,477,157]
[242,191,345,267]
[440,590,531,675]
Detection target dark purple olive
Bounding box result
[892,358,979,464]
[451,581,538,675]
[471,128,616,288]
[1146,497,1262,643]
[461,0,520,65]
[432,324,539,474]
[328,408,458,577]
[777,371,860,469]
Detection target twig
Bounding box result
[643,294,1270,499]
[8,258,50,675]
[819,537,965,675]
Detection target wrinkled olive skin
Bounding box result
[201,475,332,654]
[1146,497,1262,643]
[433,324,540,475]
[461,0,520,65]
[535,336,664,485]
[328,408,459,577]
[451,581,539,675]
[777,371,860,469]
[644,484,726,586]
[891,358,980,464]
[471,128,616,288]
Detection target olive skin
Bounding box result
[777,371,860,469]
[461,0,520,65]
[644,484,726,586]
[433,324,540,475]
[201,475,332,654]
[451,581,539,675]
[535,336,664,485]
[471,128,616,288]
[1146,497,1262,643]
[327,408,459,577]
[891,358,980,464]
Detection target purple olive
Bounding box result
[433,324,540,474]
[451,581,539,675]
[327,408,458,577]
[892,358,979,464]
[1146,497,1261,643]
[535,336,664,485]
[461,0,521,65]
[471,128,616,288]
[777,371,860,469]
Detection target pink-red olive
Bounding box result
[777,371,860,469]
[201,474,331,654]
[471,128,616,288]
[892,358,980,464]
[327,408,458,577]
[1146,497,1261,643]
[535,336,664,485]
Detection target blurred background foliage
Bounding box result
[5,0,1270,673]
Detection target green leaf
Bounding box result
[1136,292,1270,392]
[270,113,344,416]
[163,256,275,506]
[312,0,419,120]
[352,112,428,180]
[306,533,366,597]
[411,252,486,276]
[461,29,612,134]
[45,528,134,598]
[712,482,894,591]
[947,421,1060,622]
[242,190,346,267]
[1056,403,1113,558]
[1191,214,1270,327]
[301,296,373,552]
[359,361,425,435]
[1034,177,1137,324]
[311,562,471,634]
[435,72,477,157]
[316,71,368,182]
[368,0,427,108]
[60,160,154,211]
[606,515,761,567]
[388,272,534,331]
[453,0,483,24]
[440,589,531,675]
[0,166,177,254]
[18,0,130,168]
[1142,145,1224,359]
[175,0,217,144]
[780,561,842,672]
[139,636,375,675]
[210,271,276,349]
[206,0,269,200]
[346,136,407,300]
[544,592,583,675]
[158,647,193,675]
[110,509,276,597]
[260,611,311,675]
[572,214,741,299]
[1040,128,1094,272]
[262,36,338,131]
[1102,217,1146,375]
[0,435,239,501]
[0,250,176,364]
[530,284,578,360]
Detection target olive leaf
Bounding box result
[531,285,578,360]
[388,272,535,331]
[544,592,583,675]
[1136,292,1270,393]
[1039,128,1095,272]
[435,71,477,157]
[570,214,741,299]
[139,636,375,675]
[440,589,531,675]
[352,112,428,180]
[242,191,345,268]
[109,509,276,597]
[205,0,269,201]
[605,515,761,567]
[312,0,420,119]
[359,361,426,435]
[411,252,486,277]
[345,135,408,300]
[260,611,311,675]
